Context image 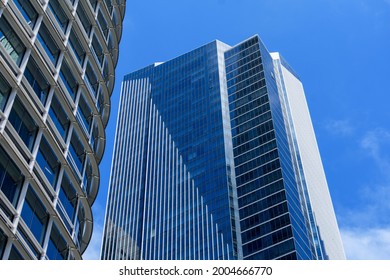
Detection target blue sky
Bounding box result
[83,0,390,259]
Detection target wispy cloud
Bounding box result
[82,224,103,260]
[341,227,390,259]
[339,127,390,259]
[325,119,354,136]
[82,202,106,260]
[360,128,390,175]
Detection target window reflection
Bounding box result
[46,224,68,260]
[13,0,38,28]
[24,57,50,105]
[36,136,60,187]
[0,145,23,207]
[0,73,12,111]
[21,187,49,245]
[48,0,69,32]
[8,96,39,151]
[0,15,26,66]
[36,24,60,66]
[48,94,70,140]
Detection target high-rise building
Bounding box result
[0,0,125,260]
[101,35,345,260]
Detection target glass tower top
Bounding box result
[101,35,345,260]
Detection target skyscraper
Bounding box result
[101,35,345,260]
[0,0,125,260]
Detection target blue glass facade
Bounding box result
[102,35,345,260]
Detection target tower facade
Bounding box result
[101,35,345,260]
[0,0,125,260]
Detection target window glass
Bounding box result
[36,136,60,187]
[76,3,92,35]
[104,0,113,13]
[74,203,85,250]
[83,158,93,195]
[0,16,26,65]
[48,94,70,140]
[21,187,49,245]
[68,30,86,65]
[59,60,78,100]
[77,93,93,133]
[48,0,69,32]
[24,57,50,105]
[17,226,40,258]
[68,132,85,173]
[8,96,38,151]
[89,0,98,10]
[91,35,104,66]
[58,173,77,222]
[46,224,68,260]
[85,62,98,97]
[8,245,23,260]
[36,24,60,65]
[13,0,38,28]
[0,73,12,111]
[0,228,7,259]
[103,59,110,85]
[97,10,109,38]
[91,122,100,154]
[0,145,23,206]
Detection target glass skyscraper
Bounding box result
[101,35,345,260]
[0,0,125,260]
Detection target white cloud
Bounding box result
[336,127,390,259]
[82,201,106,260]
[360,128,390,176]
[325,119,355,136]
[82,222,104,260]
[341,227,390,259]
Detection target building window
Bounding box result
[82,157,93,195]
[76,3,92,36]
[24,57,50,105]
[85,62,99,98]
[0,16,26,66]
[8,96,39,151]
[103,59,110,86]
[58,173,77,223]
[0,228,7,259]
[68,30,86,65]
[59,60,78,100]
[91,122,100,154]
[97,10,109,38]
[97,87,106,117]
[48,0,69,32]
[0,73,11,111]
[112,9,118,26]
[8,245,23,260]
[36,136,60,187]
[36,23,60,66]
[17,225,41,258]
[74,203,85,250]
[48,94,70,140]
[104,0,113,13]
[89,0,98,11]
[46,224,68,260]
[91,35,104,66]
[21,187,49,245]
[13,0,38,28]
[0,145,23,207]
[68,132,85,174]
[77,93,93,133]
